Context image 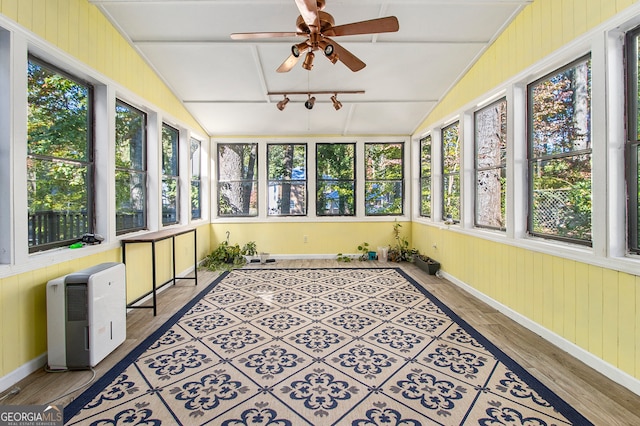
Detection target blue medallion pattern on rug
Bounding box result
[65,268,592,425]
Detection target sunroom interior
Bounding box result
[1,0,640,417]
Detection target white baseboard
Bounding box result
[439,271,640,397]
[0,353,46,394]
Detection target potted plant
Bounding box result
[388,221,415,262]
[357,242,369,261]
[336,253,352,262]
[242,241,258,263]
[202,239,246,271]
[357,242,377,261]
[202,233,260,271]
[415,253,440,275]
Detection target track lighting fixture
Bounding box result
[268,90,364,111]
[330,94,342,110]
[276,96,290,111]
[304,95,316,110]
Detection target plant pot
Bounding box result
[415,256,440,275]
[368,251,377,260]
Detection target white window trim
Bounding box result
[211,136,411,223]
[410,4,640,276]
[0,16,208,278]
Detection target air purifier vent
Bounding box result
[66,285,88,321]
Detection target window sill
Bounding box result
[0,240,122,280]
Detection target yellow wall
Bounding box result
[0,0,209,379]
[0,0,205,134]
[211,222,411,256]
[416,0,637,132]
[412,0,640,380]
[412,224,640,379]
[1,250,120,378]
[124,225,211,304]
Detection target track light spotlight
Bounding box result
[276,96,290,111]
[304,95,316,110]
[302,51,315,70]
[291,41,308,58]
[331,94,342,110]
[318,40,338,64]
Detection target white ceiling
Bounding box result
[91,0,531,137]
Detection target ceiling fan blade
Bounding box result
[325,38,366,72]
[231,31,303,40]
[294,0,320,31]
[325,16,399,37]
[276,53,301,73]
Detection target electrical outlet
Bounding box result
[432,243,437,249]
[303,235,308,243]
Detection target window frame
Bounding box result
[474,97,507,231]
[364,142,404,216]
[316,142,357,217]
[161,122,180,226]
[626,26,640,253]
[441,121,461,223]
[216,142,259,217]
[190,137,202,220]
[115,99,147,235]
[527,54,592,246]
[267,142,308,217]
[419,135,432,218]
[27,55,95,253]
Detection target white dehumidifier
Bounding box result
[46,262,126,370]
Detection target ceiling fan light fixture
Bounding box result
[324,43,334,56]
[331,94,342,110]
[325,51,338,64]
[318,39,338,64]
[276,96,290,111]
[302,51,315,70]
[304,95,316,110]
[291,41,308,58]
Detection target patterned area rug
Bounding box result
[64,268,591,425]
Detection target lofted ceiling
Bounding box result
[91,0,531,137]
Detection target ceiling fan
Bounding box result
[230,0,399,72]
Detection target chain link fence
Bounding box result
[532,188,590,240]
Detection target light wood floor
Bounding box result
[2,259,639,425]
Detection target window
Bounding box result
[442,122,460,222]
[267,143,307,216]
[627,28,640,252]
[190,138,202,220]
[217,143,258,216]
[475,98,507,230]
[316,143,355,216]
[528,55,591,244]
[115,100,146,234]
[162,123,179,226]
[27,57,93,252]
[419,135,432,217]
[365,142,403,215]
